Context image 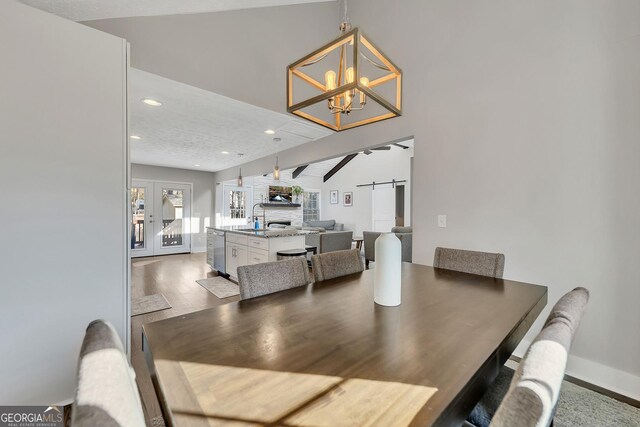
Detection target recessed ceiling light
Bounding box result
[194,164,201,167]
[130,135,141,140]
[142,98,162,107]
[221,151,229,154]
[264,129,275,135]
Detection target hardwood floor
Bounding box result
[130,252,239,426]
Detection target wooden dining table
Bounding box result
[143,263,547,427]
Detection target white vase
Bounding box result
[374,232,402,306]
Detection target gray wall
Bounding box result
[214,1,640,397]
[320,146,413,235]
[86,2,339,113]
[132,164,215,252]
[87,0,640,397]
[0,2,128,404]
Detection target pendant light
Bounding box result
[273,138,281,183]
[286,0,402,131]
[237,167,243,187]
[237,153,244,187]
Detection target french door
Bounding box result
[131,180,192,258]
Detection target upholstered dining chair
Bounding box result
[311,249,364,282]
[72,320,146,427]
[466,287,590,427]
[237,257,311,300]
[363,227,413,268]
[433,247,505,278]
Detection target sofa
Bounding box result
[302,219,345,231]
[363,226,412,268]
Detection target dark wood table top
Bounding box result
[143,263,547,426]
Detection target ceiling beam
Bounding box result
[292,165,308,179]
[324,154,358,182]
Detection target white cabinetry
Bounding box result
[206,228,214,266]
[224,232,306,280]
[226,233,248,279]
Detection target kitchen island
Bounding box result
[206,226,316,280]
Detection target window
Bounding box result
[303,190,320,222]
[229,190,247,219]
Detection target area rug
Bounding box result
[196,277,240,299]
[131,293,171,316]
[504,360,640,427]
[555,381,640,426]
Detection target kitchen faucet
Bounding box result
[251,203,266,229]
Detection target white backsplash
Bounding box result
[252,170,303,226]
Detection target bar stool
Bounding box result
[276,248,308,261]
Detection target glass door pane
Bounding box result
[131,187,146,249]
[153,182,191,256]
[161,188,184,247]
[131,180,154,258]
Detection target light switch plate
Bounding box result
[438,215,447,228]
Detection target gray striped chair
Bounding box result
[72,320,145,427]
[311,249,364,282]
[433,247,505,278]
[237,257,311,300]
[466,287,590,427]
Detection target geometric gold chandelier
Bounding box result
[287,14,402,132]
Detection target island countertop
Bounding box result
[207,226,318,239]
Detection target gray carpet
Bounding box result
[499,360,640,426]
[555,381,640,426]
[196,276,240,298]
[131,293,171,316]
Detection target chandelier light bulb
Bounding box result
[359,76,369,105]
[325,70,337,91]
[346,67,354,84]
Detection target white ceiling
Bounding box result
[293,140,415,178]
[129,68,332,172]
[295,157,343,178]
[19,0,333,21]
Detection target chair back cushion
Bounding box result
[319,231,353,253]
[238,258,310,300]
[397,233,413,262]
[72,320,145,427]
[364,231,412,262]
[311,249,364,282]
[363,231,382,260]
[490,288,590,427]
[303,220,336,230]
[433,247,505,278]
[391,226,412,233]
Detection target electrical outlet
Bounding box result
[438,215,447,228]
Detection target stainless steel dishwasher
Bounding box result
[212,230,227,276]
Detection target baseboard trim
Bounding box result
[511,342,640,407]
